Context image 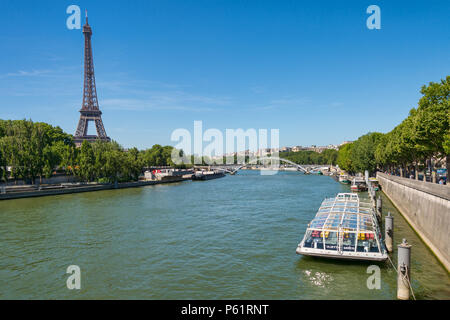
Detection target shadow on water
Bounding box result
[295,255,389,269]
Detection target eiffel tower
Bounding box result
[74,11,110,147]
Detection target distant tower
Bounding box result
[74,11,110,146]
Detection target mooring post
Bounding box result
[376,196,382,214]
[385,212,393,253]
[372,190,375,204]
[397,239,412,300]
[368,184,373,201]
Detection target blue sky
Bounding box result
[0,0,449,150]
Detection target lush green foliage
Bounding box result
[0,120,76,183]
[281,149,338,165]
[0,119,177,184]
[141,144,175,167]
[1,77,447,182]
[339,76,449,177]
[337,143,353,172]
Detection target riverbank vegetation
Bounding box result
[0,120,177,184]
[280,149,338,166]
[337,76,449,180]
[1,76,447,183]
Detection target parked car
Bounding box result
[437,169,447,184]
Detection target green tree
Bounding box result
[337,143,354,173]
[350,132,383,174]
[104,149,124,183]
[413,76,450,179]
[321,149,338,165]
[79,140,96,182]
[125,147,143,181]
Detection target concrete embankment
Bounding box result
[377,172,450,271]
[0,178,188,201]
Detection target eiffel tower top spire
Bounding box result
[83,10,92,35]
[74,12,110,146]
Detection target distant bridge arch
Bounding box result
[229,157,310,174]
[196,157,322,175]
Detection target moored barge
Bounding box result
[338,173,351,184]
[350,177,368,192]
[192,171,225,181]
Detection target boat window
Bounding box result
[356,233,379,253]
[324,217,341,229]
[342,232,356,251]
[324,231,338,251]
[310,219,325,228]
[341,219,357,230]
[303,230,324,249]
[368,238,379,253]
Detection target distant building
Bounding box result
[312,146,327,153]
[339,141,353,147]
[291,146,305,152]
[257,148,274,156]
[327,144,339,151]
[304,145,338,153]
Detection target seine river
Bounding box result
[1,171,449,299]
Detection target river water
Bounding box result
[0,170,449,299]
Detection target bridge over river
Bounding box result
[194,157,327,175]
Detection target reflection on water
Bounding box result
[303,270,334,288]
[0,171,448,299]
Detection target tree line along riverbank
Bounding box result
[0,76,448,185]
[0,121,180,185]
[337,76,449,182]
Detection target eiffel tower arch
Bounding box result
[74,12,110,147]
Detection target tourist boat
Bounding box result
[368,177,380,191]
[339,174,350,184]
[296,193,388,261]
[350,177,368,192]
[192,170,225,181]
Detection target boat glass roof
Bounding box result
[308,193,377,232]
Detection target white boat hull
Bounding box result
[296,246,388,262]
